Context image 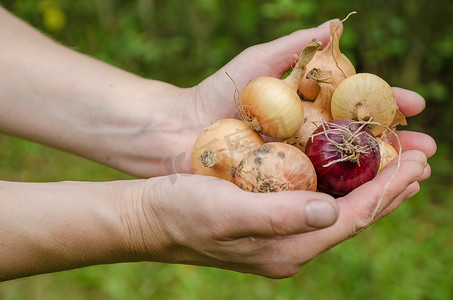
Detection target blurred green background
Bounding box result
[0,0,452,299]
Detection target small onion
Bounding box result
[191,119,264,182]
[305,118,380,196]
[289,68,335,151]
[238,40,322,140]
[330,73,406,136]
[298,16,356,101]
[235,142,317,193]
[378,140,398,172]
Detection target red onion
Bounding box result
[305,118,380,196]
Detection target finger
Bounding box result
[418,163,432,182]
[223,189,339,237]
[260,19,339,60]
[239,19,338,79]
[338,157,425,230]
[386,149,427,169]
[393,87,426,117]
[217,19,337,95]
[382,149,431,182]
[389,131,437,159]
[374,181,420,221]
[278,159,425,258]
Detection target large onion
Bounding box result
[235,142,317,193]
[330,73,406,136]
[238,40,322,139]
[191,119,264,182]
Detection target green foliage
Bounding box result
[1,0,452,299]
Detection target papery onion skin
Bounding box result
[305,119,380,196]
[378,140,398,172]
[298,21,356,101]
[191,119,264,182]
[235,142,317,193]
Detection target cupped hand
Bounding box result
[132,84,436,279]
[136,145,432,279]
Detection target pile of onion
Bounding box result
[190,13,407,197]
[298,71,405,196]
[287,12,358,152]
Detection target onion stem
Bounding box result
[283,39,322,91]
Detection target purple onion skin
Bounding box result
[305,119,380,197]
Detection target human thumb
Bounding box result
[317,18,341,29]
[229,191,339,237]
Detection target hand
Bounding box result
[127,89,435,278]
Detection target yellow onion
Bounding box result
[191,119,264,182]
[238,39,322,140]
[298,15,356,101]
[378,140,398,172]
[330,73,407,136]
[289,68,335,151]
[234,142,317,192]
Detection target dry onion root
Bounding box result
[191,119,264,182]
[298,12,357,101]
[234,142,317,193]
[237,39,322,140]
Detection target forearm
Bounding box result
[0,179,165,281]
[0,7,192,177]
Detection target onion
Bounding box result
[298,14,356,101]
[305,119,380,196]
[234,142,317,193]
[191,119,264,182]
[238,39,322,140]
[289,68,335,151]
[378,139,398,172]
[330,73,407,136]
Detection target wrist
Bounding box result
[112,177,176,263]
[88,78,196,177]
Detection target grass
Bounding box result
[0,133,452,299]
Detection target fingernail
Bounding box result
[413,161,426,181]
[318,18,340,28]
[404,189,419,200]
[305,200,338,228]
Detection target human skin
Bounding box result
[0,7,436,281]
